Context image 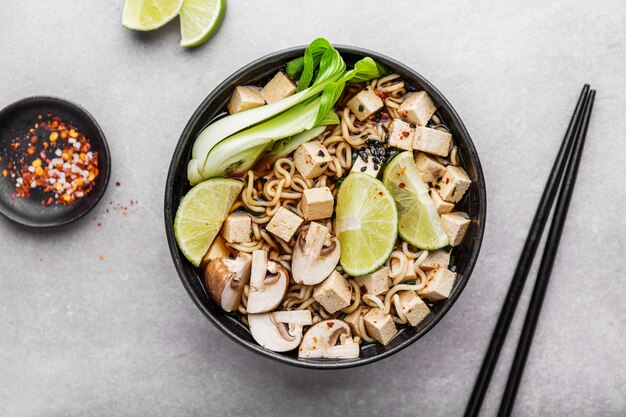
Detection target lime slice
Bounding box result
[174,178,243,266]
[335,173,398,276]
[179,0,226,48]
[122,0,183,31]
[382,151,449,250]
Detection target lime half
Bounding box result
[383,152,449,250]
[174,178,243,266]
[122,0,183,31]
[180,0,226,47]
[335,173,398,276]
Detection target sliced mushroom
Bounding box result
[248,310,313,352]
[204,252,252,312]
[298,319,360,359]
[247,250,289,314]
[292,222,340,285]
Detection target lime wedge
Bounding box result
[335,173,398,276]
[179,0,226,48]
[382,151,449,250]
[174,178,243,267]
[122,0,183,31]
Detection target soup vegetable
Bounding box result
[174,39,472,358]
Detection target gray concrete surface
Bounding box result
[1,1,624,416]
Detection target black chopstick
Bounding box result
[464,85,592,417]
[497,89,595,416]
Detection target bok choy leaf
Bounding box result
[199,97,338,179]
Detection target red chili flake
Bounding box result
[327,321,335,328]
[115,181,120,187]
[399,183,406,189]
[402,131,410,137]
[1,112,99,205]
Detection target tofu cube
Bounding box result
[350,151,381,177]
[355,267,390,296]
[200,235,231,268]
[398,290,430,327]
[313,270,352,314]
[437,166,471,203]
[347,88,384,121]
[343,306,363,337]
[415,152,446,183]
[413,127,452,157]
[260,71,296,104]
[440,212,470,246]
[221,214,252,243]
[398,91,437,126]
[418,267,456,301]
[301,187,334,221]
[420,249,451,270]
[364,308,397,345]
[227,86,265,114]
[266,206,304,242]
[387,119,415,151]
[430,189,455,214]
[294,142,332,179]
[390,258,417,280]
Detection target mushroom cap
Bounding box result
[247,250,289,314]
[248,311,312,352]
[292,222,341,285]
[205,254,252,312]
[298,319,360,359]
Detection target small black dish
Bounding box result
[0,96,110,228]
[164,46,487,369]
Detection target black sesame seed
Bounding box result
[320,162,327,168]
[410,124,416,128]
[373,163,379,170]
[428,182,434,188]
[360,166,367,172]
[318,150,325,157]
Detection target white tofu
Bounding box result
[420,249,451,270]
[437,165,471,203]
[200,235,231,268]
[343,306,363,337]
[227,86,265,114]
[390,258,417,280]
[387,119,415,151]
[398,91,437,126]
[221,214,252,243]
[418,267,456,301]
[294,142,332,179]
[398,290,430,327]
[313,270,352,314]
[415,152,446,183]
[260,71,296,104]
[266,206,304,242]
[364,308,397,345]
[350,150,381,177]
[301,187,334,221]
[355,267,390,296]
[347,88,384,121]
[440,212,470,246]
[413,127,452,157]
[430,189,454,214]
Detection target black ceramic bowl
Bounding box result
[0,96,110,228]
[165,46,486,369]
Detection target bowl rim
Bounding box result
[0,95,111,228]
[164,44,487,369]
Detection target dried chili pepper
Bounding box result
[1,113,99,205]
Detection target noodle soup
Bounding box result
[170,39,481,362]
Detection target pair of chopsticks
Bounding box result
[465,85,596,417]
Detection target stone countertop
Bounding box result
[1,1,624,416]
